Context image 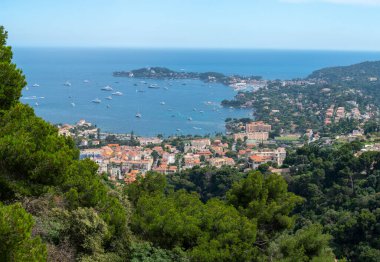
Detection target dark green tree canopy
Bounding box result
[0,26,26,111]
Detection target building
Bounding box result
[248,147,286,169]
[246,121,271,133]
[233,132,269,142]
[209,157,235,168]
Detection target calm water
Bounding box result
[13,48,380,136]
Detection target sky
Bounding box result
[1,0,380,50]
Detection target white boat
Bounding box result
[64,81,72,87]
[188,117,193,121]
[148,84,159,89]
[92,98,101,103]
[32,84,40,87]
[35,102,39,106]
[71,102,76,107]
[101,85,113,91]
[176,128,181,131]
[199,110,204,113]
[160,101,166,105]
[135,112,142,118]
[83,80,89,83]
[25,87,29,91]
[112,91,123,96]
[105,96,112,100]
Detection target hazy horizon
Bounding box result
[2,0,380,51]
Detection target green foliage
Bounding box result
[0,26,26,112]
[130,173,259,261]
[167,166,244,202]
[268,224,335,262]
[129,241,189,262]
[0,202,47,261]
[227,171,303,239]
[286,142,380,261]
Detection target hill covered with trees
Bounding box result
[1,26,379,261]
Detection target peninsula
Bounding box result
[113,67,263,90]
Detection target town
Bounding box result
[58,113,378,187]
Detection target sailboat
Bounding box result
[135,112,142,118]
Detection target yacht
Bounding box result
[101,85,113,91]
[35,102,39,106]
[112,91,123,96]
[71,102,76,107]
[199,110,204,113]
[135,112,142,118]
[64,81,72,87]
[148,84,159,89]
[92,98,101,103]
[32,84,40,87]
[105,96,112,100]
[187,117,193,121]
[160,101,166,105]
[83,80,89,83]
[176,128,181,131]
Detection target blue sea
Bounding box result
[13,48,380,136]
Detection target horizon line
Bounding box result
[10,45,380,53]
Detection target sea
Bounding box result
[13,48,380,136]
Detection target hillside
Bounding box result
[308,61,380,83]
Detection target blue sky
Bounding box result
[1,0,380,50]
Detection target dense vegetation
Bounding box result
[1,26,379,261]
[285,141,380,261]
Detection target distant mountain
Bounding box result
[308,61,380,83]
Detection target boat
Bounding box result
[25,87,29,91]
[32,84,40,87]
[112,91,123,96]
[35,102,39,106]
[71,102,76,107]
[148,84,159,89]
[105,96,112,100]
[83,80,89,83]
[101,85,113,91]
[187,117,193,121]
[176,128,181,131]
[92,98,101,103]
[64,81,72,87]
[199,110,204,113]
[160,101,166,105]
[163,87,169,90]
[135,112,142,118]
[193,127,202,130]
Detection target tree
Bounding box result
[227,171,303,241]
[0,26,26,112]
[268,224,335,262]
[0,202,47,261]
